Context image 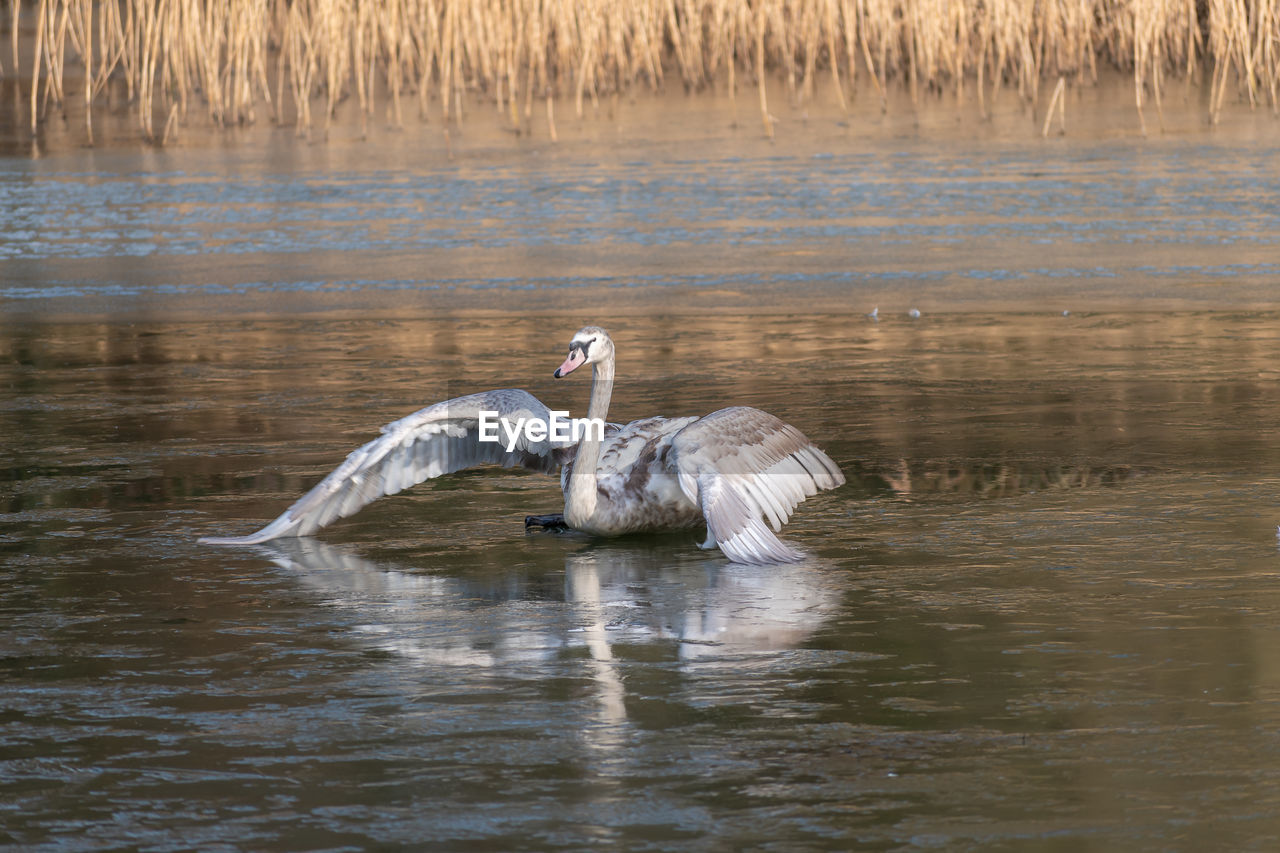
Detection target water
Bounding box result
[4,116,1280,319]
[5,117,1280,850]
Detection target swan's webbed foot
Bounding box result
[525,513,568,530]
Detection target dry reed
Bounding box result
[3,0,1279,143]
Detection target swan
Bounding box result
[199,326,845,564]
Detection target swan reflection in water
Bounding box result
[257,539,841,742]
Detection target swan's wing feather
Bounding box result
[672,406,844,565]
[698,473,805,564]
[200,390,565,544]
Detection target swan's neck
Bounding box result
[566,356,613,525]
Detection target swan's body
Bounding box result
[563,413,703,535]
[200,327,844,564]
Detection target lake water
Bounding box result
[4,101,1280,850]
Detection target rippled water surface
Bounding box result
[4,122,1280,317]
[4,127,1280,850]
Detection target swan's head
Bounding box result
[554,326,613,378]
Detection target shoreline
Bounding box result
[3,0,1278,152]
[3,60,1278,158]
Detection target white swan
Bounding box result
[199,326,845,564]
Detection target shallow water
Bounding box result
[5,123,1280,850]
[6,311,1280,850]
[4,110,1280,319]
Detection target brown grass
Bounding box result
[3,0,1280,143]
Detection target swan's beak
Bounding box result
[554,350,585,378]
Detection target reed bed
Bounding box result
[4,0,1280,143]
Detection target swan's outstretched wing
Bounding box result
[671,407,844,565]
[200,390,568,545]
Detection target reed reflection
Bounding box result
[871,459,1137,498]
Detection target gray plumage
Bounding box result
[198,390,566,545]
[672,407,845,564]
[201,328,844,564]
